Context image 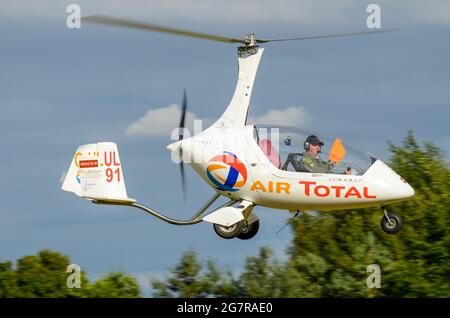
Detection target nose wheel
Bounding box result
[380,207,402,234]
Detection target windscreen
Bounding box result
[254,125,375,175]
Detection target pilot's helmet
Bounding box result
[304,135,324,150]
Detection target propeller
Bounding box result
[81,15,395,47]
[178,89,188,200]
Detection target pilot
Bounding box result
[300,135,336,173]
[282,135,335,173]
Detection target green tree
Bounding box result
[0,250,141,298]
[151,250,238,297]
[238,247,282,297]
[0,261,19,297]
[87,272,141,298]
[6,250,88,297]
[289,211,393,297]
[380,131,450,297]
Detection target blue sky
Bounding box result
[1,1,449,295]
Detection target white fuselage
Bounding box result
[169,125,414,212]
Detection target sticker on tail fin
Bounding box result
[62,142,134,203]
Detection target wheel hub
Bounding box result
[386,219,396,229]
[219,224,237,233]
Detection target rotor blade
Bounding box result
[179,161,186,201]
[179,89,187,139]
[82,15,245,44]
[256,28,397,43]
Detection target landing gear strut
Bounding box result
[380,206,402,234]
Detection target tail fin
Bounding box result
[61,142,135,204]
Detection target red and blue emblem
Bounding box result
[206,152,247,192]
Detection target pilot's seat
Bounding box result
[258,138,281,169]
[282,153,309,172]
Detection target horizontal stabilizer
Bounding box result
[90,197,136,204]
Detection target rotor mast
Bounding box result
[238,33,258,55]
[212,42,263,128]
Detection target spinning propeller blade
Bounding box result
[179,160,186,201]
[178,89,188,201]
[179,89,187,141]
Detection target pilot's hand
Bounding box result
[328,160,337,167]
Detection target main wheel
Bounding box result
[380,213,402,234]
[237,220,260,240]
[213,221,244,239]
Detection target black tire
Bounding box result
[213,221,244,239]
[380,213,402,234]
[237,220,260,240]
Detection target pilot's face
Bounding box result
[310,144,321,154]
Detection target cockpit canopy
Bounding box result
[253,125,376,176]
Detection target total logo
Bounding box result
[206,152,247,192]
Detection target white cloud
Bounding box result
[125,104,199,137]
[249,106,310,127]
[126,105,310,137]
